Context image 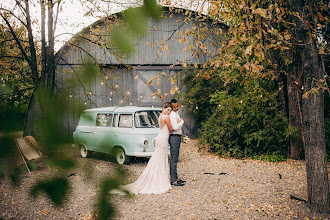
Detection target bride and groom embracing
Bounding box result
[118,99,186,195]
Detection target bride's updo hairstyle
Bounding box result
[162,101,172,110]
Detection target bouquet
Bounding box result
[182,135,190,144]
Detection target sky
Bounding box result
[53,0,205,51]
[1,0,207,51]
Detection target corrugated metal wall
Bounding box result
[24,8,224,138]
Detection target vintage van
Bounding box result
[72,106,166,164]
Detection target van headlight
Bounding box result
[142,139,149,147]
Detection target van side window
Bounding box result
[119,114,133,127]
[96,114,113,127]
[78,112,94,126]
[112,114,119,127]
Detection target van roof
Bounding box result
[84,106,162,113]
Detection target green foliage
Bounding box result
[0,25,33,131]
[198,80,289,160]
[252,153,287,162]
[182,70,224,124]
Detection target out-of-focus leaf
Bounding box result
[125,7,146,35]
[97,172,127,220]
[46,157,75,170]
[27,161,38,171]
[30,177,69,206]
[143,0,162,18]
[80,61,98,85]
[9,167,27,186]
[110,28,133,55]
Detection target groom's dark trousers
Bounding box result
[169,134,181,182]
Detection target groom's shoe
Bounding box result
[171,181,185,186]
[177,179,186,184]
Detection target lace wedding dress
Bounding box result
[119,114,172,194]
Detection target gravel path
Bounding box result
[1,139,329,219]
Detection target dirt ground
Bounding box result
[0,139,330,220]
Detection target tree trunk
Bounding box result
[47,0,55,94]
[287,0,330,213]
[41,0,47,91]
[286,48,304,160]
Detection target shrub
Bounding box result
[198,81,289,160]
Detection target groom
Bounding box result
[169,98,185,186]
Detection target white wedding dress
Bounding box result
[118,114,172,194]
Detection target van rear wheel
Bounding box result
[80,145,91,158]
[114,147,130,164]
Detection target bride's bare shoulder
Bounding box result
[160,114,168,119]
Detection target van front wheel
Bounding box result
[115,148,130,164]
[80,145,91,158]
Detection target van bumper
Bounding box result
[133,150,170,157]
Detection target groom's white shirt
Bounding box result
[169,110,184,135]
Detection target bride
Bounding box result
[117,102,183,194]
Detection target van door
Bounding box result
[75,112,98,151]
[110,113,134,155]
[92,113,114,153]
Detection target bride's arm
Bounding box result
[165,117,174,133]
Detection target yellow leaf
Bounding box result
[245,209,250,213]
[182,62,187,67]
[170,86,179,94]
[194,62,198,68]
[302,90,311,99]
[150,91,157,97]
[228,39,236,47]
[170,75,177,84]
[135,75,139,80]
[253,8,270,19]
[245,45,253,57]
[318,47,326,55]
[147,77,157,86]
[41,210,50,215]
[255,44,265,61]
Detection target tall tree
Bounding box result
[287,0,329,212]
[0,0,57,113]
[0,23,33,130]
[190,0,330,213]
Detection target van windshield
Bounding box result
[135,111,161,128]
